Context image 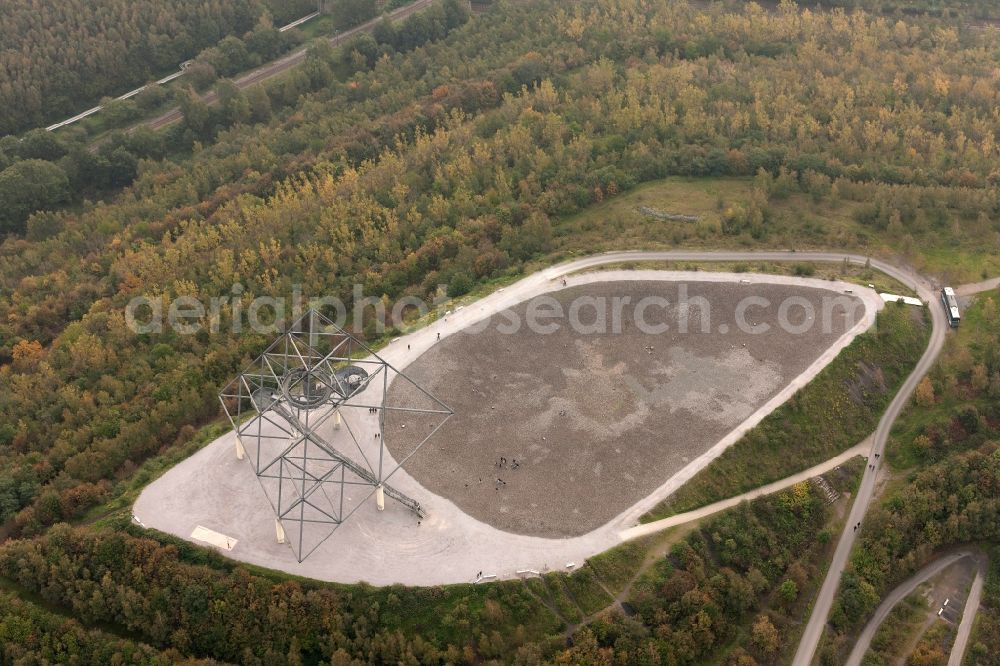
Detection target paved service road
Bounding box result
[846,550,974,665]
[144,0,436,131]
[791,253,948,665]
[948,555,988,666]
[794,263,997,665]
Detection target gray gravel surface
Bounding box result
[387,280,859,536]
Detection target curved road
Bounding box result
[565,252,993,665]
[846,550,975,665]
[790,253,947,664]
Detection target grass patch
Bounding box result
[824,455,867,497]
[586,539,648,595]
[561,566,614,616]
[554,176,755,249]
[641,302,928,521]
[554,176,1000,284]
[539,573,584,623]
[296,14,338,40]
[863,588,930,665]
[887,289,999,469]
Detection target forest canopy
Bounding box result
[0,0,314,135]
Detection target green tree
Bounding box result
[217,80,251,125]
[372,16,397,46]
[246,86,273,123]
[778,579,798,605]
[329,0,377,30]
[101,97,140,128]
[185,62,218,91]
[16,129,67,161]
[134,84,169,111]
[0,159,69,233]
[178,87,213,138]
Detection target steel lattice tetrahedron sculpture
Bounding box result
[219,310,452,562]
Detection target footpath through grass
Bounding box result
[641,302,929,522]
[864,589,929,663]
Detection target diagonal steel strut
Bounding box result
[250,388,424,518]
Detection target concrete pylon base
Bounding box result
[235,438,245,461]
[334,410,341,430]
[275,519,286,544]
[376,485,385,512]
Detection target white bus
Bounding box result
[941,287,960,328]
